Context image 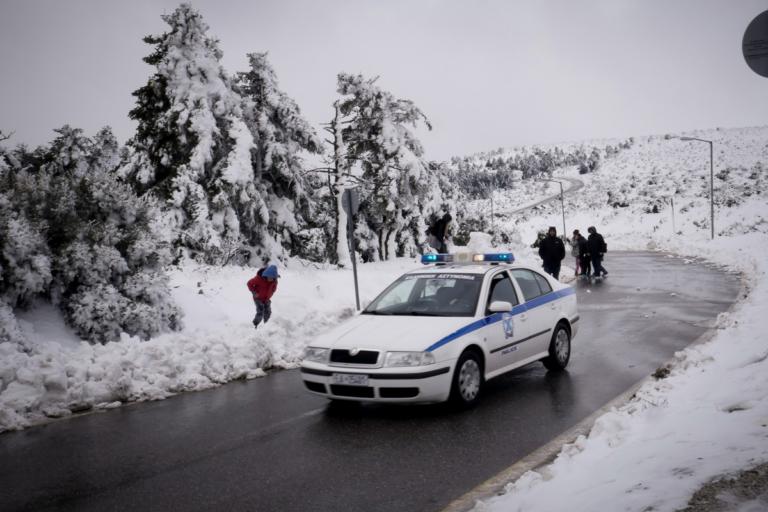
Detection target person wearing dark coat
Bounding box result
[576,232,591,277]
[429,213,452,253]
[538,226,566,280]
[587,226,608,277]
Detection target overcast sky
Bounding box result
[1,0,766,160]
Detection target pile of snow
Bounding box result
[0,259,417,432]
[473,126,768,511]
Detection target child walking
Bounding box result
[247,264,280,329]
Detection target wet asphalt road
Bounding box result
[0,252,741,512]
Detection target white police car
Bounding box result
[300,252,578,406]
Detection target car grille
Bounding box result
[330,385,375,398]
[304,381,327,394]
[329,349,379,365]
[379,387,419,398]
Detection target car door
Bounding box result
[482,270,530,375]
[509,269,554,361]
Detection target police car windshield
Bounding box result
[363,273,482,317]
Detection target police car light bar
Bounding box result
[421,252,514,265]
[473,253,515,263]
[421,253,454,264]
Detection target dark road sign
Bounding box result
[743,10,768,78]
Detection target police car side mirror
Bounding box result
[488,301,513,313]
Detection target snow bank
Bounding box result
[0,259,415,432]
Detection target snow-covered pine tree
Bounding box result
[235,52,324,260]
[89,127,120,174]
[336,73,432,260]
[0,138,52,315]
[120,3,259,263]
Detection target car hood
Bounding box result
[314,314,474,352]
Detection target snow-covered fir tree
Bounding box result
[235,52,324,260]
[120,3,259,263]
[0,138,51,316]
[336,73,433,261]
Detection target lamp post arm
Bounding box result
[536,178,567,239]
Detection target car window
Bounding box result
[486,272,519,313]
[533,272,553,294]
[510,269,543,302]
[373,278,419,310]
[364,273,482,317]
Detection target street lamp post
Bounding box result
[675,136,715,240]
[538,178,566,239]
[490,189,495,234]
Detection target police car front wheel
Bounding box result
[450,349,484,407]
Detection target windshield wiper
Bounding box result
[362,310,392,315]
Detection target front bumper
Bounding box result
[300,363,454,403]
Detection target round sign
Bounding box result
[743,10,768,78]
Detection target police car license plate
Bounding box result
[331,373,369,386]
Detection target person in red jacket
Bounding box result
[247,264,280,329]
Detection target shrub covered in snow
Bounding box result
[0,126,182,344]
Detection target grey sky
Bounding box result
[1,0,766,160]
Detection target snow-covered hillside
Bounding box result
[472,126,768,511]
[501,127,767,248]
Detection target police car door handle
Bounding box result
[519,313,527,321]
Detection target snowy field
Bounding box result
[1,125,767,511]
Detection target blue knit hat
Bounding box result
[262,265,280,279]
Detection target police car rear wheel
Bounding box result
[542,323,570,371]
[450,350,483,406]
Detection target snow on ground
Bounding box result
[472,126,768,511]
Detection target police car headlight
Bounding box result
[303,347,329,363]
[384,351,436,367]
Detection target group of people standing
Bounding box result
[536,226,608,280]
[424,210,609,283]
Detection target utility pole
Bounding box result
[675,137,715,239]
[490,190,495,234]
[671,195,676,234]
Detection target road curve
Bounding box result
[0,252,740,512]
[510,176,584,215]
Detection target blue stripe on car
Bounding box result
[425,287,575,352]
